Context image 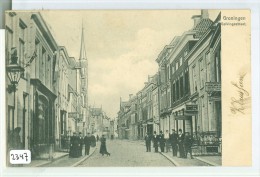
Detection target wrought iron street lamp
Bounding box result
[6,47,24,130]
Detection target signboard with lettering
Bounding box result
[185,104,198,115]
[209,96,221,102]
[186,105,198,112]
[68,112,78,118]
[205,82,221,92]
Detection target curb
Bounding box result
[159,152,178,166]
[71,147,97,167]
[194,157,219,166]
[35,153,69,167]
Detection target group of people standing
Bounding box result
[69,132,110,158]
[69,132,96,158]
[144,129,194,159]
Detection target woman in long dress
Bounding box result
[99,135,110,156]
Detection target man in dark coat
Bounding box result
[144,132,151,152]
[158,130,165,152]
[184,132,194,159]
[177,129,185,158]
[69,132,80,158]
[152,131,159,153]
[84,133,92,155]
[78,132,84,156]
[170,129,178,156]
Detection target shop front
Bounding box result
[30,79,56,159]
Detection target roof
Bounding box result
[90,108,103,116]
[191,18,213,39]
[121,101,130,108]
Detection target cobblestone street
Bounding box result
[77,140,174,167]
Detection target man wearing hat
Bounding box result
[84,132,92,155]
[78,132,84,156]
[158,130,165,152]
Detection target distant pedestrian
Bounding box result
[100,135,110,156]
[164,130,170,153]
[69,132,80,158]
[170,129,178,156]
[158,130,165,152]
[152,131,159,153]
[177,129,185,158]
[144,132,151,152]
[84,133,92,155]
[184,132,194,159]
[78,132,84,156]
[96,135,99,142]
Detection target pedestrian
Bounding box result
[96,134,99,142]
[9,127,22,150]
[91,134,97,147]
[152,131,159,153]
[99,134,111,156]
[69,132,80,158]
[184,132,194,159]
[164,130,170,153]
[177,129,185,158]
[84,133,92,155]
[144,132,151,152]
[78,132,84,156]
[170,129,178,156]
[158,130,165,152]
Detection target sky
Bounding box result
[41,10,220,119]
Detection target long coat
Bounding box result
[177,133,185,157]
[99,137,108,154]
[69,136,80,158]
[152,134,159,147]
[145,134,152,145]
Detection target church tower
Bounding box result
[78,24,88,133]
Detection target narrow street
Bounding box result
[77,140,174,167]
[40,139,174,167]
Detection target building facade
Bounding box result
[5,12,90,160]
[117,10,221,155]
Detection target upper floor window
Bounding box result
[180,57,183,66]
[19,19,26,68]
[19,19,26,40]
[199,58,205,88]
[172,64,175,74]
[206,52,211,82]
[184,50,188,57]
[175,61,179,71]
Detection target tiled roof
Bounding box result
[191,18,213,39]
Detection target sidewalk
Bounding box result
[26,151,68,167]
[26,146,97,167]
[161,151,221,166]
[194,156,222,166]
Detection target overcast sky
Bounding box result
[41,10,220,119]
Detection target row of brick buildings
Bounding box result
[117,10,221,154]
[5,12,90,159]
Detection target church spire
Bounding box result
[79,22,87,61]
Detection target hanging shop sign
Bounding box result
[205,82,221,92]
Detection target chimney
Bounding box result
[201,9,209,19]
[191,15,201,27]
